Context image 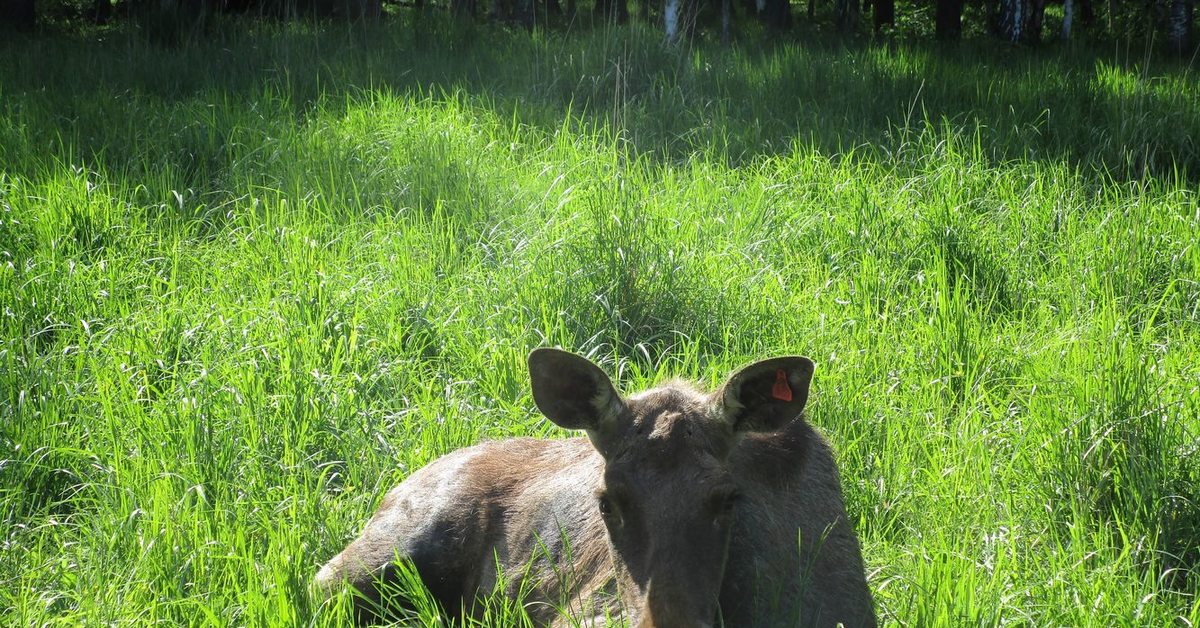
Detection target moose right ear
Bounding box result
[716,356,815,433]
[528,349,625,433]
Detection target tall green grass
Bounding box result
[1,16,1198,626]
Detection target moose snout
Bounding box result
[629,579,718,628]
[634,611,714,628]
[634,613,714,628]
[636,620,713,628]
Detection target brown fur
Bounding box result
[315,350,876,627]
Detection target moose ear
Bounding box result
[716,357,815,433]
[528,349,625,432]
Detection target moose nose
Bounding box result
[635,618,713,628]
[632,581,716,628]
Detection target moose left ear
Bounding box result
[716,357,815,433]
[528,348,625,433]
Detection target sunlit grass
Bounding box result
[1,15,1198,626]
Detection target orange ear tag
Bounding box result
[771,369,793,402]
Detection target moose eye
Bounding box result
[597,493,620,523]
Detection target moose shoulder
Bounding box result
[315,349,877,627]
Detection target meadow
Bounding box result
[1,15,1199,625]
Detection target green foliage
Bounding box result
[1,19,1198,626]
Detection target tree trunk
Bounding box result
[596,0,628,21]
[92,0,111,21]
[664,0,680,40]
[516,0,533,26]
[600,0,628,20]
[935,0,963,38]
[1164,0,1193,51]
[452,0,475,17]
[1011,0,1023,41]
[1027,0,1045,40]
[996,0,1045,41]
[1077,0,1094,26]
[345,0,381,19]
[760,0,789,27]
[873,0,894,30]
[835,0,859,29]
[721,0,731,42]
[1062,0,1073,38]
[0,0,35,26]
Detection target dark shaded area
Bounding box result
[0,449,83,519]
[935,0,962,39]
[1,17,1197,190]
[0,0,36,27]
[5,0,1197,51]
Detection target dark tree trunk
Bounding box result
[452,0,475,17]
[681,0,700,37]
[993,0,1012,39]
[872,0,894,30]
[1027,0,1046,39]
[92,0,111,21]
[761,0,789,27]
[1166,0,1194,51]
[835,0,859,29]
[719,0,731,42]
[595,0,628,21]
[180,0,208,18]
[517,0,534,26]
[936,0,963,38]
[1078,0,1095,25]
[0,0,34,26]
[345,0,381,19]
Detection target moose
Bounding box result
[315,349,877,627]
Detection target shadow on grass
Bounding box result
[1,13,1198,188]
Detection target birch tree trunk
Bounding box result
[997,0,1045,42]
[664,0,680,41]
